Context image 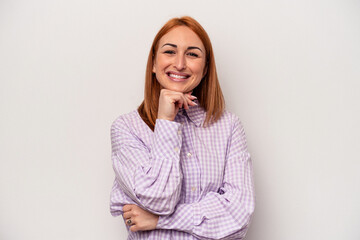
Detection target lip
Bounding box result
[166,71,191,82]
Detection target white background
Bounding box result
[1,0,359,239]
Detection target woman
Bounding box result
[110,16,255,239]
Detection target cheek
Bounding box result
[155,55,171,70]
[192,62,206,77]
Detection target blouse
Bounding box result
[110,103,255,239]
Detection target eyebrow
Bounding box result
[161,43,203,52]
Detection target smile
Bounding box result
[166,71,190,82]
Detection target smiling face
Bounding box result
[152,26,207,93]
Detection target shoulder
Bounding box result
[215,110,244,130]
[215,110,248,143]
[111,110,151,152]
[222,111,248,147]
[111,110,139,131]
[111,110,139,147]
[111,109,149,142]
[111,109,152,148]
[222,110,240,122]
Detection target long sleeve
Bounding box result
[156,117,255,239]
[110,117,184,216]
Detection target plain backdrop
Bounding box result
[1,0,359,239]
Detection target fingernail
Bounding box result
[192,101,197,105]
[191,95,197,99]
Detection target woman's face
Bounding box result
[153,26,206,93]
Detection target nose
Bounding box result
[174,53,186,71]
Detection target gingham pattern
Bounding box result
[110,104,255,239]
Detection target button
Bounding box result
[177,130,182,135]
[186,152,192,157]
[174,147,179,153]
[191,187,196,192]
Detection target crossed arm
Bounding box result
[111,112,255,239]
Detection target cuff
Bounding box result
[156,203,195,233]
[152,119,183,158]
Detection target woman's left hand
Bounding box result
[123,204,159,232]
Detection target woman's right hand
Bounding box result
[157,89,197,121]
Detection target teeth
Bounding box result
[169,73,187,79]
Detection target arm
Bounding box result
[110,90,196,216]
[111,117,183,215]
[156,117,255,239]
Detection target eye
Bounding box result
[164,50,175,54]
[187,52,199,58]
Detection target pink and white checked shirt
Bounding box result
[110,104,255,239]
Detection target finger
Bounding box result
[182,96,189,110]
[175,100,183,108]
[122,205,133,212]
[168,92,183,103]
[184,92,197,100]
[130,225,138,232]
[188,98,197,106]
[185,95,197,107]
[125,218,133,226]
[172,95,184,108]
[175,104,180,113]
[175,93,189,110]
[189,95,197,100]
[123,211,132,220]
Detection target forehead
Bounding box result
[158,26,205,50]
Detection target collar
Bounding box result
[178,100,205,127]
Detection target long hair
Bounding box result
[138,16,225,131]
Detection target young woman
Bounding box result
[110,16,255,239]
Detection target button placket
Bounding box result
[178,115,201,202]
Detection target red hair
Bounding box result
[138,16,225,131]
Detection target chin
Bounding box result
[166,85,188,93]
[158,77,198,93]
